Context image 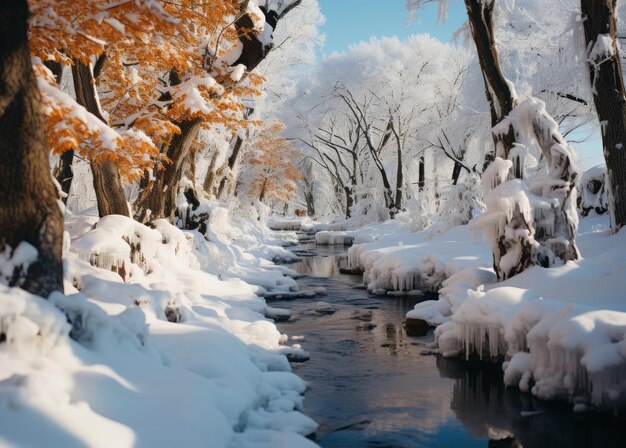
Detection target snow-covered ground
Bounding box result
[341,211,626,412]
[0,206,319,448]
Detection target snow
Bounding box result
[580,164,608,216]
[337,203,626,411]
[231,64,246,82]
[0,242,39,287]
[345,217,492,294]
[0,208,319,447]
[405,212,626,411]
[588,33,615,64]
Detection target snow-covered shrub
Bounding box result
[72,215,200,283]
[428,173,484,236]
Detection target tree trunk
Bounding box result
[259,177,268,203]
[581,0,626,232]
[0,0,64,296]
[452,161,463,186]
[216,134,245,199]
[394,142,403,214]
[464,0,517,170]
[54,150,74,202]
[134,118,201,222]
[344,186,353,219]
[418,155,425,192]
[71,61,130,217]
[202,150,220,196]
[43,60,75,203]
[43,60,63,84]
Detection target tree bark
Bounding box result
[134,118,201,222]
[344,186,353,219]
[418,155,425,192]
[71,60,130,217]
[464,0,517,170]
[0,0,64,296]
[452,161,463,186]
[202,150,220,195]
[216,133,246,199]
[54,150,74,202]
[581,0,626,232]
[43,60,75,203]
[394,139,404,215]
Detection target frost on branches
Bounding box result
[472,97,579,280]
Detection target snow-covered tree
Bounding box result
[407,0,580,280]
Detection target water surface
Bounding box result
[272,243,626,448]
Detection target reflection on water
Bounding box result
[438,358,626,448]
[272,243,626,448]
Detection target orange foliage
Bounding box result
[243,121,303,204]
[29,0,263,181]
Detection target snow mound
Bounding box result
[347,221,491,294]
[1,211,318,447]
[428,215,626,410]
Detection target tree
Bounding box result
[30,0,177,217]
[0,0,63,296]
[581,0,626,232]
[133,0,304,223]
[240,121,303,205]
[407,0,579,280]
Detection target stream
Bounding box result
[270,241,626,448]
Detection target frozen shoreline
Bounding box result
[340,212,626,412]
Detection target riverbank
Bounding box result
[0,206,318,448]
[270,239,626,447]
[315,211,626,413]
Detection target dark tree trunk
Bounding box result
[54,150,74,202]
[0,0,64,296]
[394,142,403,215]
[418,155,425,192]
[464,0,517,170]
[452,161,463,186]
[43,60,63,84]
[344,186,353,219]
[581,0,626,232]
[134,118,201,222]
[72,61,130,217]
[304,190,315,217]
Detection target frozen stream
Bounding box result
[270,242,626,448]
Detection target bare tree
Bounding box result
[298,113,364,218]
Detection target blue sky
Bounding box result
[315,0,604,169]
[317,0,466,55]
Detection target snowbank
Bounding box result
[346,220,492,294]
[412,213,626,411]
[0,210,318,447]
